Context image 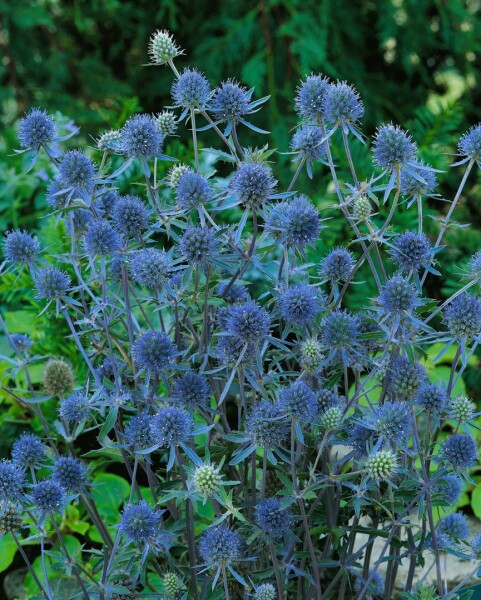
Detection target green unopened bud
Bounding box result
[300,338,324,372]
[366,449,397,481]
[319,406,343,431]
[97,129,121,152]
[450,395,475,423]
[43,359,75,397]
[156,111,178,137]
[164,572,185,597]
[168,164,192,189]
[149,30,183,65]
[256,583,277,600]
[352,195,372,222]
[0,503,22,534]
[193,464,222,497]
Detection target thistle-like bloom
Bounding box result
[59,392,91,422]
[401,162,438,199]
[210,80,252,124]
[279,380,317,422]
[315,389,342,414]
[322,82,364,127]
[149,30,183,65]
[255,497,293,539]
[295,74,330,120]
[193,464,223,498]
[163,573,185,597]
[53,456,87,493]
[96,129,121,152]
[130,248,172,290]
[348,423,378,459]
[0,503,23,535]
[176,171,211,211]
[458,124,481,166]
[120,501,161,547]
[83,220,122,256]
[58,150,96,194]
[299,338,324,372]
[436,475,463,507]
[372,124,416,171]
[389,231,432,272]
[132,331,175,375]
[379,275,419,315]
[230,162,277,207]
[43,359,75,397]
[151,406,194,447]
[366,449,397,481]
[9,334,32,354]
[444,294,481,341]
[224,300,270,344]
[171,371,211,410]
[32,480,65,514]
[265,195,321,249]
[120,114,164,159]
[468,251,481,281]
[388,356,426,400]
[416,383,448,416]
[442,434,478,470]
[0,461,25,501]
[68,209,93,235]
[124,413,156,453]
[46,179,69,210]
[450,395,475,424]
[171,68,211,110]
[290,125,326,162]
[245,401,289,447]
[168,164,192,189]
[322,310,361,364]
[35,267,71,300]
[352,195,372,222]
[3,230,40,266]
[11,434,45,469]
[369,401,412,444]
[112,195,149,239]
[180,225,218,265]
[18,108,56,151]
[199,526,243,567]
[438,513,469,540]
[319,248,355,284]
[319,406,343,431]
[255,583,277,600]
[156,110,178,136]
[278,284,324,326]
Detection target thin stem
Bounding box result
[13,533,50,599]
[191,109,200,172]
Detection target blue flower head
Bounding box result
[32,480,65,514]
[278,283,324,326]
[255,497,293,538]
[171,68,211,110]
[58,150,96,194]
[11,434,45,469]
[265,195,321,249]
[112,195,149,239]
[59,392,91,422]
[120,114,164,159]
[442,434,477,470]
[348,423,378,459]
[315,389,343,415]
[18,108,56,150]
[438,513,469,540]
[389,231,432,272]
[379,275,419,315]
[35,267,71,300]
[176,171,211,211]
[322,310,361,364]
[0,460,25,501]
[199,525,243,567]
[83,220,122,257]
[9,334,32,354]
[151,406,194,447]
[3,230,40,266]
[290,125,326,163]
[210,80,252,124]
[180,226,218,265]
[230,162,277,207]
[369,401,412,445]
[224,300,270,344]
[133,331,176,375]
[171,372,211,410]
[295,74,330,120]
[388,356,426,401]
[130,248,172,290]
[416,383,448,416]
[436,475,463,507]
[401,161,438,200]
[53,456,87,493]
[320,248,355,284]
[322,82,364,127]
[245,401,289,447]
[373,124,416,171]
[458,124,481,166]
[124,413,156,452]
[444,294,481,341]
[279,380,317,422]
[120,501,161,547]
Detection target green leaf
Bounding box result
[0,534,17,572]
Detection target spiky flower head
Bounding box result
[168,163,192,188]
[255,497,293,539]
[319,406,343,431]
[379,275,419,315]
[35,267,70,300]
[315,389,342,415]
[32,479,65,513]
[46,178,69,210]
[112,195,149,239]
[53,456,87,493]
[199,526,243,567]
[265,195,321,249]
[468,250,481,281]
[401,162,438,198]
[279,284,324,326]
[149,30,182,65]
[3,230,40,266]
[163,572,185,597]
[130,248,172,290]
[18,108,56,150]
[0,460,25,501]
[322,310,361,357]
[11,434,45,468]
[180,225,218,265]
[120,114,164,159]
[83,220,122,256]
[438,513,469,540]
[450,395,475,424]
[58,150,96,193]
[472,533,481,557]
[348,423,378,459]
[9,334,32,354]
[436,475,463,507]
[299,338,324,372]
[59,391,91,422]
[352,195,372,221]
[322,82,364,126]
[245,401,289,447]
[279,380,317,422]
[171,371,211,410]
[210,80,252,123]
[133,331,175,375]
[171,68,211,110]
[151,406,194,447]
[295,74,330,119]
[416,383,448,416]
[120,501,160,546]
[223,300,270,344]
[458,124,481,165]
[193,464,223,497]
[366,449,397,481]
[388,356,426,400]
[124,413,156,453]
[176,171,211,211]
[389,231,432,272]
[230,162,277,207]
[442,434,478,470]
[370,401,412,444]
[96,129,121,152]
[290,125,326,162]
[156,110,178,137]
[0,503,23,534]
[320,248,355,283]
[444,294,481,340]
[43,359,75,397]
[372,124,416,170]
[255,584,277,600]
